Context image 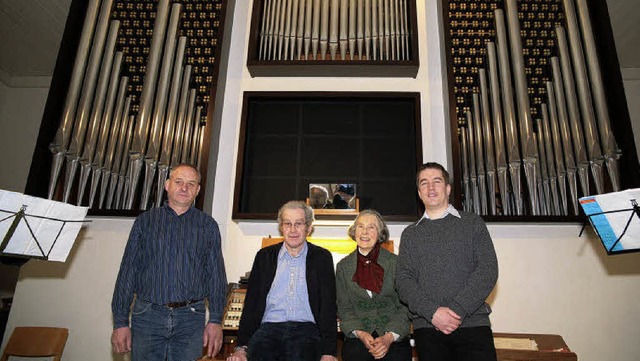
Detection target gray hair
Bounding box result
[277,200,315,227]
[347,209,389,244]
[309,185,329,208]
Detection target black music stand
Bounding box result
[579,188,640,255]
[0,190,89,262]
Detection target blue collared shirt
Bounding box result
[111,204,227,328]
[262,242,315,323]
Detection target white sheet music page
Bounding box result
[579,188,640,253]
[0,189,88,262]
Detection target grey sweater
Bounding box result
[396,211,498,330]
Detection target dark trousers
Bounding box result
[248,322,322,361]
[413,326,497,361]
[341,334,412,361]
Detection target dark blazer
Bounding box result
[336,247,410,339]
[237,241,337,356]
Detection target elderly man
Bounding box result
[396,162,498,361]
[111,163,227,361]
[227,200,337,361]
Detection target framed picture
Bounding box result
[308,183,359,215]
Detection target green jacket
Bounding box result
[336,247,410,339]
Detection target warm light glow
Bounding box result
[307,238,357,254]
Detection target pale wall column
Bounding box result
[420,0,451,168]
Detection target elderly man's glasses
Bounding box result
[281,221,306,230]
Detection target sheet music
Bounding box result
[0,190,88,262]
[579,188,640,253]
[493,337,538,350]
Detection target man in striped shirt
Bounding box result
[111,164,228,361]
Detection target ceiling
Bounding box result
[0,0,72,77]
[605,0,640,70]
[0,0,638,78]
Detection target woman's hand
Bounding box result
[226,347,247,361]
[369,332,394,359]
[355,330,376,349]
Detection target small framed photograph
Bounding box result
[308,183,358,215]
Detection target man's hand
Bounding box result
[431,307,461,334]
[203,323,223,358]
[355,330,375,349]
[111,327,132,354]
[320,355,337,361]
[226,347,247,361]
[368,332,394,359]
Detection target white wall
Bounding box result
[2,1,640,361]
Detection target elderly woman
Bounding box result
[336,210,412,361]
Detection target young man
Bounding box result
[396,162,499,361]
[111,164,227,360]
[227,201,337,361]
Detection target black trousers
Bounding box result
[341,333,412,361]
[413,326,497,361]
[248,322,322,361]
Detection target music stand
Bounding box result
[0,190,89,262]
[579,188,640,255]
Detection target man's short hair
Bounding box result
[416,162,450,186]
[169,163,201,183]
[347,209,390,244]
[277,200,315,227]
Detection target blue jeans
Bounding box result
[131,298,206,361]
[248,322,321,361]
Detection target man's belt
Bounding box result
[165,299,202,308]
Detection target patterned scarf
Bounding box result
[352,243,384,294]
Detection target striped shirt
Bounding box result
[262,242,315,323]
[111,204,227,329]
